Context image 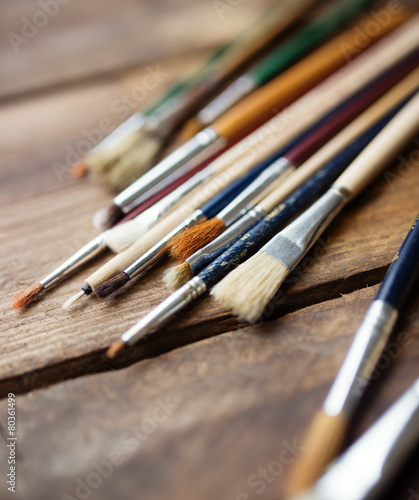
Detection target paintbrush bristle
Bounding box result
[178,116,204,142]
[93,204,124,231]
[164,261,193,291]
[12,283,44,309]
[62,290,86,310]
[72,159,89,178]
[96,272,130,297]
[107,339,126,359]
[211,251,289,323]
[168,218,226,260]
[286,410,349,496]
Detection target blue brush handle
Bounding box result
[198,101,406,289]
[376,215,419,310]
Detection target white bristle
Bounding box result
[211,251,290,323]
[163,263,191,291]
[103,217,149,254]
[62,290,86,310]
[93,207,111,231]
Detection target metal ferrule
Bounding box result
[41,235,107,289]
[197,75,257,126]
[92,112,146,153]
[261,187,349,271]
[134,166,215,228]
[217,157,293,225]
[188,205,267,275]
[311,379,419,500]
[115,127,224,210]
[324,300,398,418]
[125,210,207,279]
[122,276,207,345]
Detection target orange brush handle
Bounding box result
[215,10,407,140]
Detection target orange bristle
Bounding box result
[178,116,204,143]
[72,159,89,178]
[107,339,126,359]
[12,283,44,309]
[168,218,226,261]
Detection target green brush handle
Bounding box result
[249,0,375,85]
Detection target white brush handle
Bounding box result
[334,91,419,199]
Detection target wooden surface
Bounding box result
[1,1,419,499]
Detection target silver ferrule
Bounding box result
[125,210,207,278]
[217,157,293,225]
[189,205,267,275]
[114,127,224,210]
[311,379,419,500]
[324,300,398,417]
[121,276,207,345]
[197,75,257,126]
[92,112,146,153]
[41,235,107,289]
[261,187,349,271]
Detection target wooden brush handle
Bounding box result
[335,91,419,199]
[260,67,419,213]
[215,10,408,140]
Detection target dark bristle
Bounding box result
[96,272,130,297]
[94,204,124,230]
[12,283,44,309]
[168,218,225,260]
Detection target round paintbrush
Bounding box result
[211,91,419,324]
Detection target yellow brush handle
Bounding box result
[260,68,419,212]
[214,10,407,139]
[335,90,419,198]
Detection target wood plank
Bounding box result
[1,0,276,101]
[0,286,417,499]
[0,145,418,396]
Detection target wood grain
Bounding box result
[0,286,417,500]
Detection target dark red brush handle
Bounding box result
[285,50,419,167]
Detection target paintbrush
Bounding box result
[84,0,316,193]
[211,91,419,323]
[94,10,405,230]
[292,378,419,500]
[181,0,374,140]
[166,54,418,264]
[64,20,416,308]
[93,156,295,299]
[165,65,419,289]
[287,214,419,495]
[105,107,402,358]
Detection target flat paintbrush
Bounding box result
[95,12,404,229]
[105,109,401,358]
[287,214,419,495]
[166,55,418,263]
[85,0,316,192]
[211,91,419,323]
[64,20,415,306]
[292,378,419,500]
[181,0,374,139]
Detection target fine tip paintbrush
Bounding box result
[106,107,400,356]
[211,91,419,323]
[179,0,375,140]
[292,378,419,500]
[94,11,401,230]
[165,63,419,289]
[287,213,419,495]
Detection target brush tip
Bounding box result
[107,339,126,359]
[62,290,86,310]
[164,262,193,291]
[12,283,44,309]
[96,273,130,298]
[178,116,204,142]
[72,159,89,178]
[93,204,123,230]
